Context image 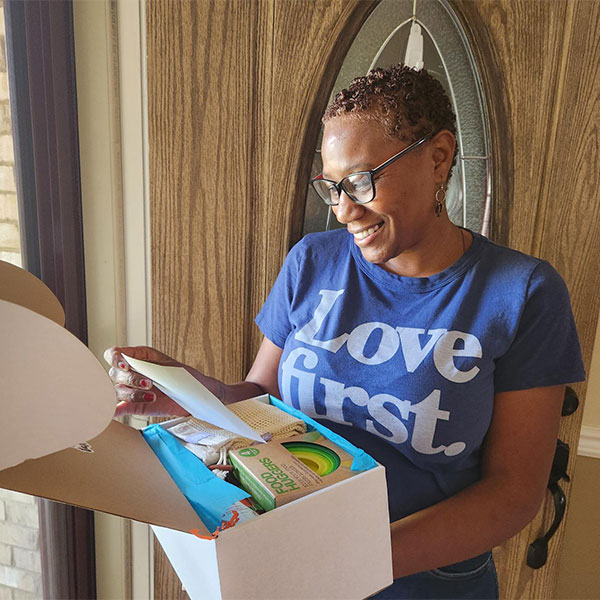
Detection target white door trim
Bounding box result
[578,426,600,459]
[74,0,153,597]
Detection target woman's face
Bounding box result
[321,116,454,275]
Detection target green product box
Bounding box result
[229,442,324,511]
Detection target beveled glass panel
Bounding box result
[463,158,490,233]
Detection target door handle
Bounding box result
[562,386,579,416]
[525,386,578,568]
[526,439,570,568]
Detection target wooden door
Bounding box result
[146,1,600,597]
[451,1,600,597]
[146,1,377,597]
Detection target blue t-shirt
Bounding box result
[255,229,585,522]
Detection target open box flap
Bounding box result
[0,299,116,470]
[0,419,210,535]
[0,259,65,325]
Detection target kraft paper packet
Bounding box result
[122,355,264,443]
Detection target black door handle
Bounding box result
[562,386,579,416]
[526,481,567,568]
[526,440,570,569]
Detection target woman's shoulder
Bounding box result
[474,233,568,295]
[476,233,540,266]
[296,227,347,248]
[289,228,349,261]
[277,229,350,281]
[475,233,552,272]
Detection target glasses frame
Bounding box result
[311,131,436,206]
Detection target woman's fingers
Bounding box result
[114,395,190,418]
[104,345,189,418]
[109,367,152,389]
[104,346,180,370]
[104,347,130,371]
[115,384,156,404]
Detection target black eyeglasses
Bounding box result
[310,132,435,206]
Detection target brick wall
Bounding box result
[0,1,20,268]
[0,3,42,599]
[0,491,42,599]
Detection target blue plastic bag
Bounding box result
[142,424,250,534]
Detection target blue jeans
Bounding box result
[370,552,499,599]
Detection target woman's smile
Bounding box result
[350,221,385,245]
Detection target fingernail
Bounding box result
[118,361,128,370]
[143,392,154,402]
[140,378,151,389]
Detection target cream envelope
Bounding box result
[0,262,393,599]
[123,356,264,442]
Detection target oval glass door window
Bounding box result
[303,0,490,237]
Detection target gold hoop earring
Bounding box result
[435,186,446,217]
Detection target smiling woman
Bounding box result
[115,59,585,599]
[250,63,584,598]
[302,0,491,239]
[140,0,600,596]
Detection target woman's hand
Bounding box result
[104,346,190,418]
[105,336,282,418]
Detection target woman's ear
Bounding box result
[431,129,456,184]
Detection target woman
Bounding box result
[107,64,585,599]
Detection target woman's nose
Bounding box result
[332,191,364,224]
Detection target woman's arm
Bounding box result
[196,336,283,404]
[244,337,283,398]
[390,384,564,578]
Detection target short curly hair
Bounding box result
[323,63,458,177]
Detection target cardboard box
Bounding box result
[0,261,393,599]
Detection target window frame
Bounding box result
[4,0,95,597]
